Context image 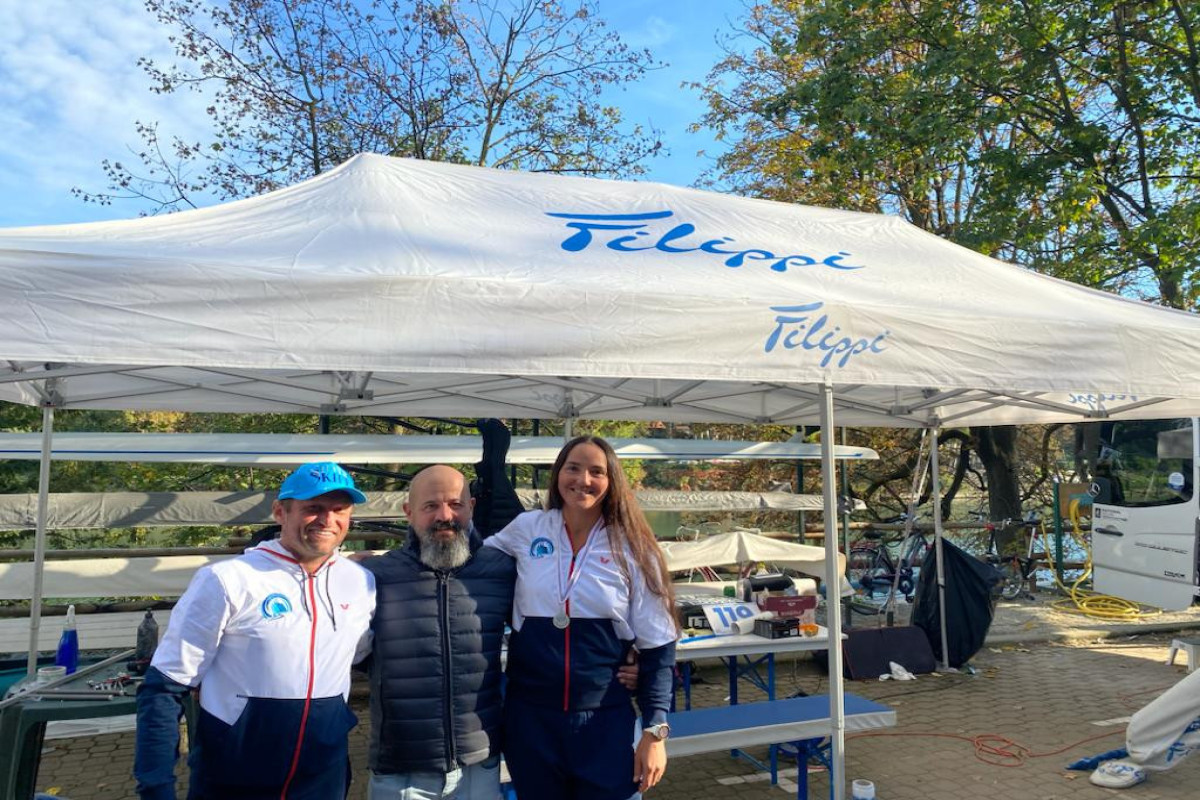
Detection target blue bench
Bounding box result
[666,693,895,800]
[500,693,893,800]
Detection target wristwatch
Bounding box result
[644,722,671,741]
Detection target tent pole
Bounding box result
[27,404,55,676]
[795,425,805,542]
[930,426,951,671]
[819,382,846,800]
[841,427,851,557]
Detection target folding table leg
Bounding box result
[678,663,692,711]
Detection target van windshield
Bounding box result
[1097,418,1194,507]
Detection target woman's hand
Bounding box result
[633,732,667,792]
[616,648,639,690]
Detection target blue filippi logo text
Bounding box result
[546,211,863,274]
[261,593,293,620]
[766,303,889,368]
[529,537,555,558]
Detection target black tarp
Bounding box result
[911,539,1005,668]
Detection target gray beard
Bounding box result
[416,525,472,571]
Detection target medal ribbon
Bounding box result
[558,517,603,614]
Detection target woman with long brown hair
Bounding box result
[486,435,678,799]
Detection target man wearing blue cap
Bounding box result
[135,462,376,800]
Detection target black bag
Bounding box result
[910,539,1004,668]
[840,626,938,679]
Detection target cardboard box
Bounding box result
[760,595,817,623]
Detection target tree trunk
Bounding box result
[937,431,972,521]
[1074,422,1103,480]
[971,425,1022,521]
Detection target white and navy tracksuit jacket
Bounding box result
[134,540,375,800]
[486,509,677,797]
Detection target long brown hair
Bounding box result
[547,435,677,628]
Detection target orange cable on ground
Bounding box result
[846,728,1124,768]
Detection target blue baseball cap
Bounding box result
[278,462,367,504]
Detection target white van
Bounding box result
[1091,418,1199,610]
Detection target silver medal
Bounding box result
[553,609,570,629]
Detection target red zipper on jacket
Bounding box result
[563,552,577,711]
[279,572,318,799]
[262,548,325,800]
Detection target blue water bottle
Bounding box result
[55,604,79,674]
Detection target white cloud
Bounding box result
[618,13,677,50]
[0,0,211,225]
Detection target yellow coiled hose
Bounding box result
[1047,498,1162,620]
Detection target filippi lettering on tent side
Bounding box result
[1067,393,1140,409]
[766,303,890,368]
[545,211,863,273]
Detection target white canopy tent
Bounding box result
[661,528,836,581]
[5,154,1200,799]
[3,154,1199,424]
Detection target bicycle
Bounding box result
[846,521,931,604]
[982,516,1045,601]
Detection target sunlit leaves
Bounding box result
[697,0,1200,311]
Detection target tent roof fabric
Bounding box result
[3,154,1199,427]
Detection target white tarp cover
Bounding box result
[0,529,844,600]
[3,154,1200,427]
[0,556,228,600]
[661,529,841,581]
[0,491,407,530]
[0,432,875,464]
[0,489,832,531]
[0,610,180,656]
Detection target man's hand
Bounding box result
[616,648,639,690]
[633,733,667,792]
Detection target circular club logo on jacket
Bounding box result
[261,593,293,620]
[529,537,555,558]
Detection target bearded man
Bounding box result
[362,465,516,800]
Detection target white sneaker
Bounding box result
[1089,760,1147,788]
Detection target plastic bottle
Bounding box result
[54,604,79,675]
[135,609,159,665]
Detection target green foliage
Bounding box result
[691,0,1200,519]
[697,0,1200,311]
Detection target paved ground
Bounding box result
[28,593,1200,799]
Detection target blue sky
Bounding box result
[0,1,743,228]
